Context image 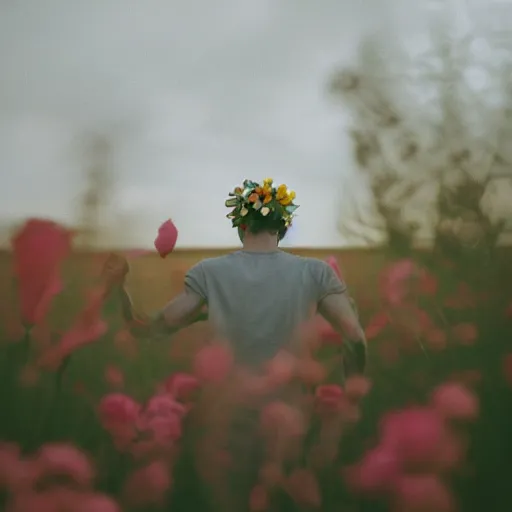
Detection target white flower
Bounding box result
[261,207,270,216]
[253,200,262,210]
[241,207,249,217]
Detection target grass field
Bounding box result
[1,246,511,511]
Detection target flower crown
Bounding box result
[225,178,299,229]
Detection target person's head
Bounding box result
[225,178,299,248]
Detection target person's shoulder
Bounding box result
[279,253,330,273]
[298,256,330,270]
[300,257,341,281]
[197,253,239,270]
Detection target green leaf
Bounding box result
[225,198,238,207]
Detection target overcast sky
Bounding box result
[0,0,503,248]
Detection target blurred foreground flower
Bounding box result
[326,255,343,279]
[0,442,119,512]
[12,218,73,327]
[379,259,437,306]
[154,219,178,258]
[37,287,108,372]
[193,343,234,384]
[6,488,120,512]
[430,382,479,422]
[162,372,200,402]
[122,460,172,508]
[284,468,322,508]
[35,443,94,488]
[98,393,141,451]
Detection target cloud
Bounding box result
[0,0,407,247]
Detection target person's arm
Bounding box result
[117,285,206,339]
[318,292,367,374]
[100,252,208,339]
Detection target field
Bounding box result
[1,242,512,511]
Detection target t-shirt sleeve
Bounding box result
[312,260,347,302]
[184,262,207,300]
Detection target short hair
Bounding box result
[246,216,288,240]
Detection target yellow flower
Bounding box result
[263,193,272,204]
[278,189,295,206]
[263,177,273,186]
[276,184,288,200]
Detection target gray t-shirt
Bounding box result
[184,250,346,367]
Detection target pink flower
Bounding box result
[365,312,389,340]
[154,219,178,258]
[35,443,94,488]
[193,344,233,384]
[11,218,72,327]
[325,255,343,279]
[135,395,187,450]
[296,358,326,385]
[430,382,479,422]
[122,460,172,508]
[391,306,432,338]
[37,288,107,371]
[345,375,372,402]
[315,315,343,345]
[392,474,455,512]
[284,469,321,508]
[6,488,74,512]
[104,365,124,388]
[0,443,39,493]
[98,393,140,449]
[7,488,121,512]
[142,416,182,446]
[162,372,200,401]
[379,259,417,305]
[260,401,305,438]
[379,407,450,471]
[315,385,344,415]
[143,395,187,421]
[265,350,297,386]
[451,323,478,345]
[75,492,121,512]
[344,445,401,495]
[99,393,140,427]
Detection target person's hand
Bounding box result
[100,253,130,292]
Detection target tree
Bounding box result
[328,23,512,258]
[75,135,113,250]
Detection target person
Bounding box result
[102,177,366,373]
[102,178,367,510]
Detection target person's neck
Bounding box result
[241,233,279,253]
